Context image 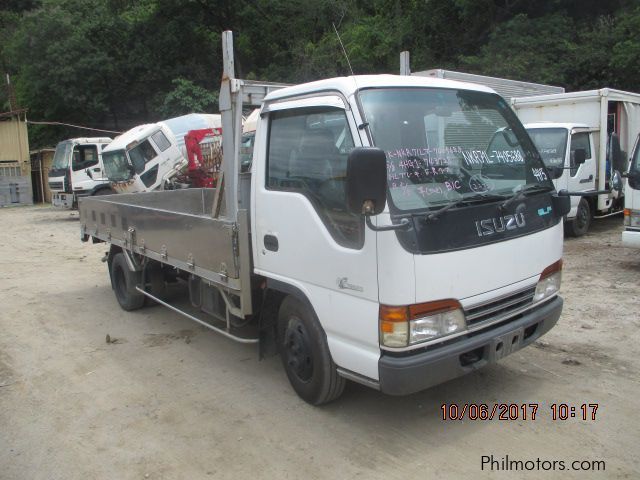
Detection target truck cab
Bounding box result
[623,134,640,247]
[525,123,597,236]
[102,114,221,193]
[251,76,565,397]
[48,137,112,208]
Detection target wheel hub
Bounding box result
[284,318,313,382]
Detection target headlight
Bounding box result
[534,259,562,303]
[410,309,466,344]
[380,299,466,348]
[624,209,640,227]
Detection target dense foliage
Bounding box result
[1,0,639,147]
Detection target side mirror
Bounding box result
[573,148,586,166]
[624,169,640,189]
[346,147,387,216]
[85,168,93,179]
[552,192,571,217]
[611,170,623,198]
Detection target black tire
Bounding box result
[110,253,145,311]
[565,198,591,237]
[277,297,345,405]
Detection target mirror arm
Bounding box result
[365,216,411,232]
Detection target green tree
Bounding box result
[155,78,218,117]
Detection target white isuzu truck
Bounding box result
[512,89,640,236]
[623,137,640,247]
[79,32,574,405]
[101,113,222,193]
[48,137,112,208]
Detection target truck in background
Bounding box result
[623,136,640,247]
[47,137,112,208]
[79,31,575,405]
[411,68,565,102]
[513,89,640,236]
[101,113,221,193]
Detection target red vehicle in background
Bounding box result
[180,127,223,188]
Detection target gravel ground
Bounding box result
[1,205,639,479]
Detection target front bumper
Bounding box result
[378,296,563,395]
[622,229,640,248]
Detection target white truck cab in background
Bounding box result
[512,89,640,236]
[102,113,221,193]
[47,137,112,208]
[524,122,600,236]
[623,136,640,247]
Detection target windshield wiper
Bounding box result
[426,192,505,222]
[500,184,553,211]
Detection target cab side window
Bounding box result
[570,132,591,177]
[267,107,363,249]
[128,139,157,174]
[71,145,99,171]
[151,130,171,152]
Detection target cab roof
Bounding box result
[59,137,111,145]
[264,74,497,103]
[525,122,591,130]
[103,123,157,153]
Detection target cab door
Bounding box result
[252,96,380,379]
[70,143,101,191]
[567,130,597,193]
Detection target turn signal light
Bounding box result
[535,259,562,303]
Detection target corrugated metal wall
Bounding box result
[0,118,31,178]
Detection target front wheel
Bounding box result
[565,198,591,237]
[277,297,345,405]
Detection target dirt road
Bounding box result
[1,205,638,479]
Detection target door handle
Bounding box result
[579,175,593,184]
[92,168,101,172]
[264,234,279,252]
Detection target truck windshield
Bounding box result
[103,150,131,181]
[358,88,554,213]
[526,128,568,179]
[52,141,73,170]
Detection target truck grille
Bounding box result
[49,181,63,190]
[465,285,537,327]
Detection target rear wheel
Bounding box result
[277,297,345,405]
[110,253,145,311]
[566,198,591,237]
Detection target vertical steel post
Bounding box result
[400,51,411,76]
[215,30,239,222]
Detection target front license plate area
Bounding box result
[491,327,525,361]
